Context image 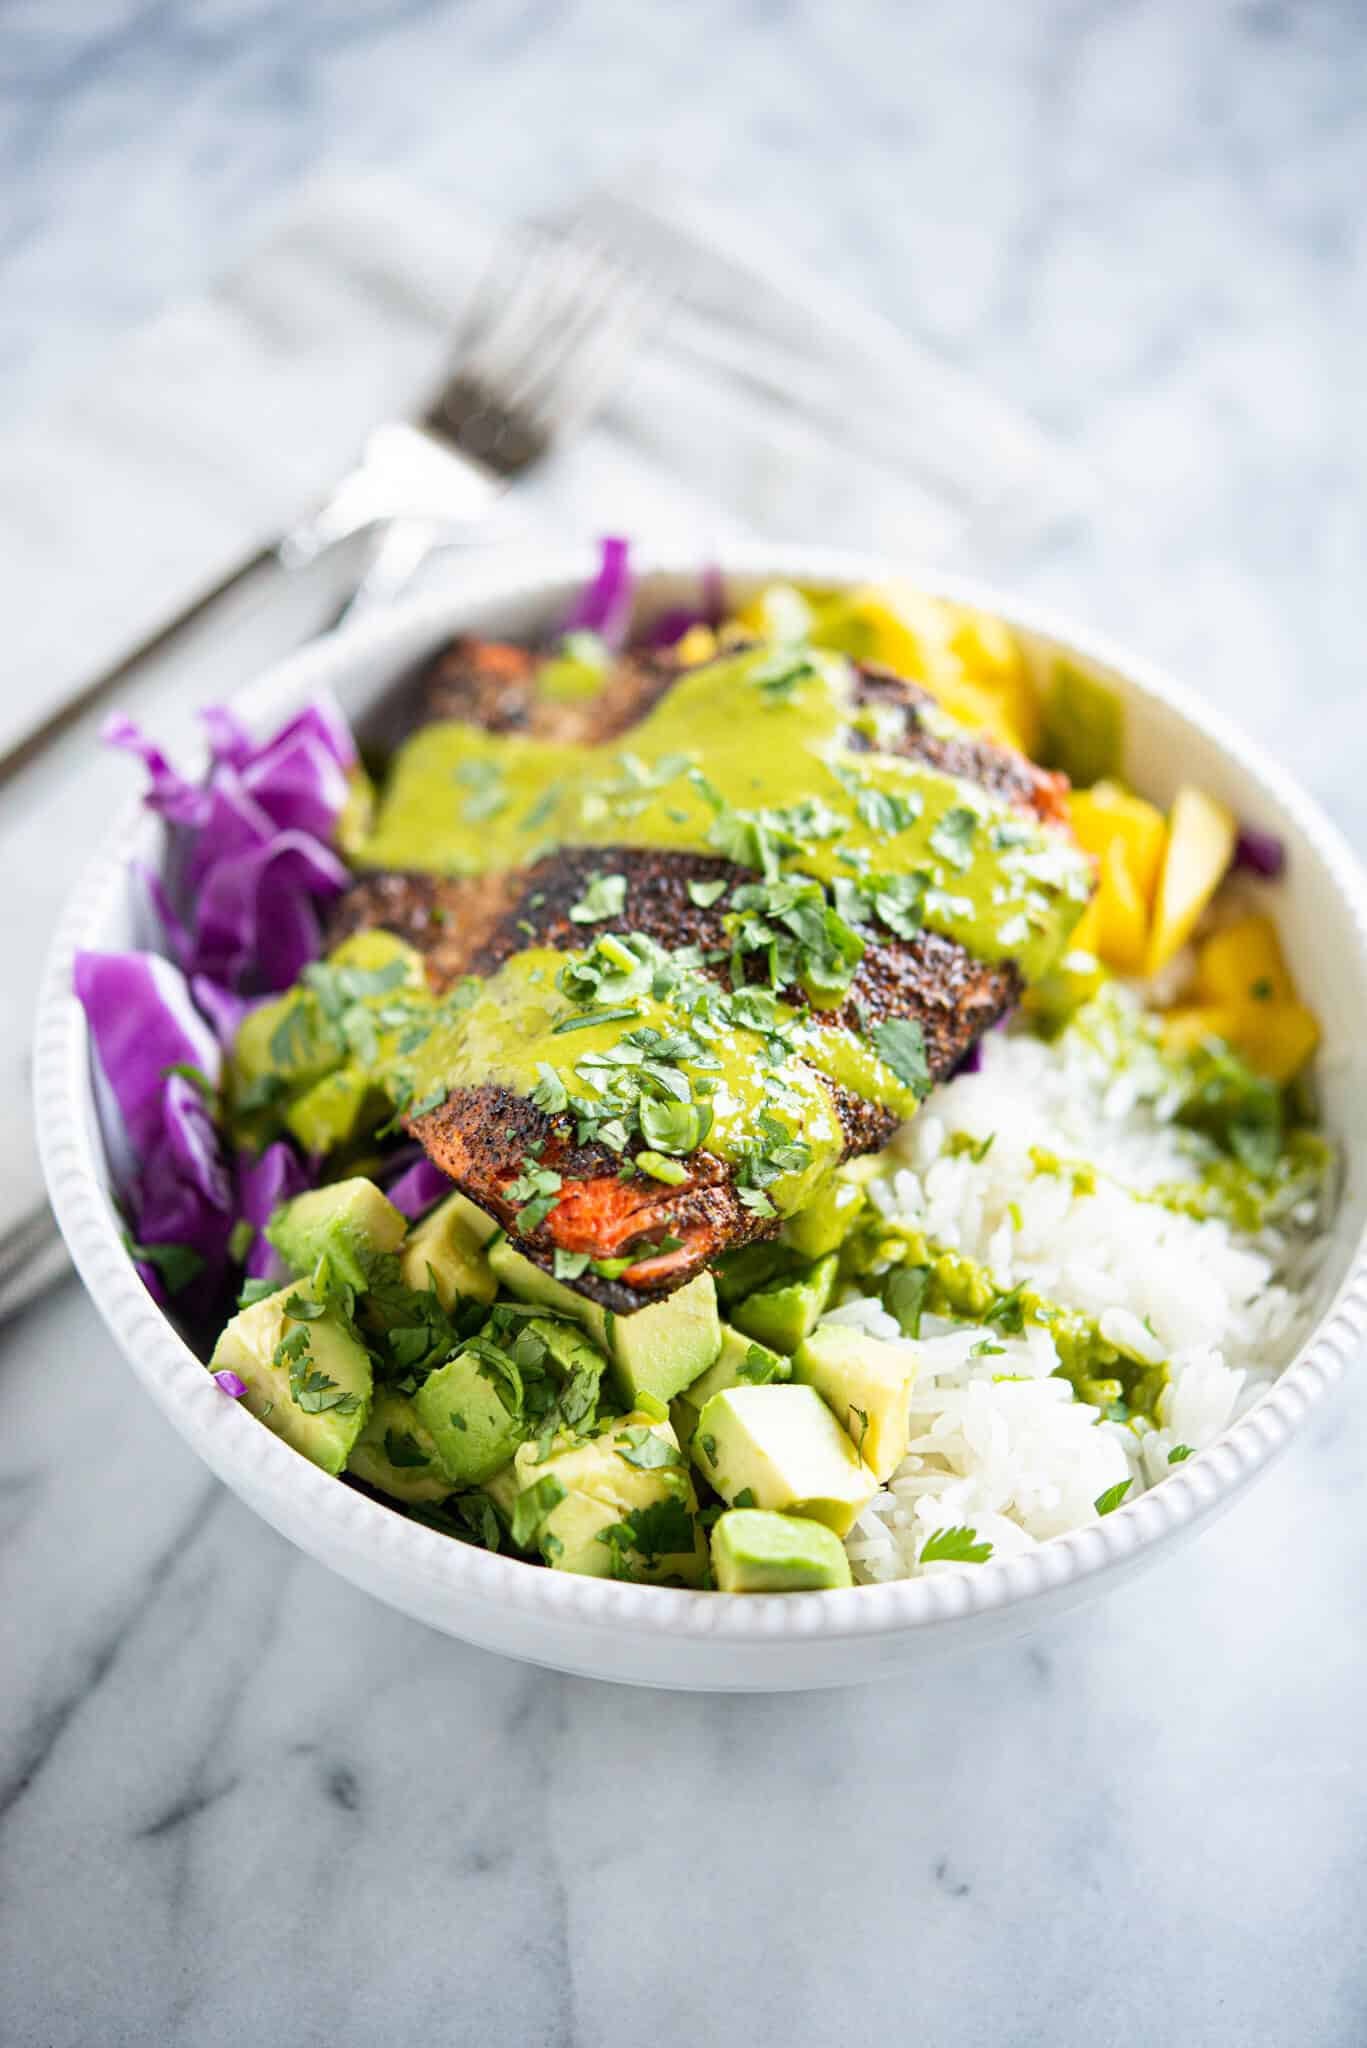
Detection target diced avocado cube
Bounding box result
[267,1177,407,1293]
[210,1284,372,1476]
[691,1385,878,1537]
[729,1252,838,1355]
[282,1065,383,1155]
[505,1413,705,1583]
[347,1386,451,1504]
[399,1190,497,1309]
[229,929,425,1146]
[792,1324,919,1481]
[414,1347,527,1487]
[1042,656,1124,789]
[487,1239,721,1406]
[609,1273,722,1407]
[670,1324,790,1447]
[711,1239,802,1308]
[711,1509,853,1592]
[780,1159,876,1258]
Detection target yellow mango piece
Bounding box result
[1068,782,1167,906]
[1162,1001,1319,1085]
[674,623,718,666]
[1145,786,1238,977]
[811,582,960,683]
[1231,1001,1320,1084]
[1095,840,1149,974]
[948,609,1043,757]
[1195,914,1295,1008]
[1068,894,1104,959]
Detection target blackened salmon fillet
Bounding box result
[331,846,1019,1308]
[329,636,1081,1308]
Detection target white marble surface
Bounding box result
[3,2,1367,2042]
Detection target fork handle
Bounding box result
[331,518,455,629]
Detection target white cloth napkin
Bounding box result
[1,169,1088,1304]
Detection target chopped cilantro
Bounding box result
[871,1016,932,1098]
[1168,1444,1195,1464]
[124,1235,206,1296]
[920,1525,993,1565]
[928,805,980,871]
[614,1425,683,1472]
[569,872,628,924]
[883,1264,930,1340]
[597,1495,695,1571]
[687,877,729,909]
[1094,1479,1133,1516]
[553,1247,591,1280]
[531,1063,569,1115]
[510,1474,568,1550]
[735,1343,786,1386]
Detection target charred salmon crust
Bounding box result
[325,869,516,988]
[408,1082,774,1311]
[850,661,1071,825]
[421,636,677,745]
[397,849,1019,1300]
[333,845,1021,1060]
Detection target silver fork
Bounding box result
[286,224,663,619]
[1,227,663,1325]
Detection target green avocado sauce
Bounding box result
[230,927,925,1224]
[359,644,1092,985]
[841,1211,1167,1421]
[401,941,923,1219]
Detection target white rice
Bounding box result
[837,1007,1328,1583]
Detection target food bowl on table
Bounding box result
[35,544,1367,1690]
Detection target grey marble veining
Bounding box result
[3,3,1367,2044]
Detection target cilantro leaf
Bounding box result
[1168,1444,1195,1465]
[613,1425,683,1472]
[871,1017,932,1099]
[687,878,729,909]
[920,1524,993,1565]
[883,1264,929,1340]
[1094,1479,1133,1516]
[928,805,980,871]
[125,1236,205,1296]
[568,873,628,924]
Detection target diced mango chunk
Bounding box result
[1145,786,1237,977]
[947,607,1042,757]
[1195,914,1295,1007]
[674,623,718,665]
[1162,1000,1319,1085]
[1094,840,1148,974]
[1165,913,1319,1081]
[1068,782,1167,906]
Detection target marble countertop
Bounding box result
[4,4,1367,2043]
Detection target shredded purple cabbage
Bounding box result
[386,1156,453,1220]
[107,692,354,997]
[74,950,236,1300]
[213,1369,247,1398]
[90,691,360,1306]
[561,536,634,651]
[237,1141,312,1282]
[639,564,726,648]
[1233,823,1286,880]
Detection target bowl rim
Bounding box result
[35,539,1367,1645]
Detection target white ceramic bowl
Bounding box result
[36,544,1367,1690]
